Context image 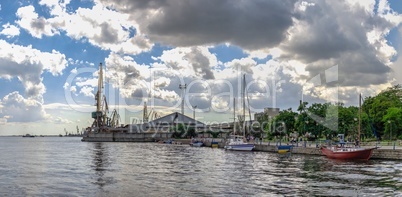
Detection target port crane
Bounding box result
[90,63,120,132]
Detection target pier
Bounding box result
[82,132,172,142]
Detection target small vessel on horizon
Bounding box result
[22,134,35,138]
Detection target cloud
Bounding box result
[279,0,401,87]
[70,86,77,93]
[99,0,297,50]
[79,86,95,98]
[17,2,153,55]
[16,6,62,38]
[5,0,401,122]
[158,46,218,79]
[0,39,68,98]
[53,116,73,124]
[0,23,20,38]
[0,92,48,122]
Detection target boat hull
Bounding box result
[321,146,375,160]
[190,142,203,147]
[224,144,254,151]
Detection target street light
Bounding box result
[192,105,197,120]
[354,118,358,139]
[388,120,392,141]
[305,120,309,139]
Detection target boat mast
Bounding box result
[242,74,246,137]
[358,93,361,142]
[233,98,236,135]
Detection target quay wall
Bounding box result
[82,135,402,160]
[254,144,402,160]
[202,138,225,148]
[82,132,172,142]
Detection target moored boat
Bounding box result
[190,141,204,147]
[321,146,376,160]
[277,145,293,154]
[224,135,254,151]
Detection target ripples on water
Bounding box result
[0,137,401,196]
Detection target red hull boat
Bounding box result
[321,146,376,160]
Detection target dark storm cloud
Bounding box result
[281,0,395,87]
[100,0,298,50]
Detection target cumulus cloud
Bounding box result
[280,0,401,87]
[0,23,20,38]
[2,0,401,123]
[79,86,95,98]
[0,39,67,98]
[0,92,48,122]
[158,46,218,79]
[100,0,297,50]
[16,6,62,38]
[16,2,153,55]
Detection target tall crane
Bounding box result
[91,63,108,131]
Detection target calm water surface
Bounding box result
[1,137,401,196]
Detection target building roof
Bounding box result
[149,112,206,127]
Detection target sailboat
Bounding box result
[224,74,254,151]
[321,94,377,160]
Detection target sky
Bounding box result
[0,0,401,135]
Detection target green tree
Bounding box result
[382,107,402,140]
[170,124,197,138]
[362,85,402,139]
[269,108,298,140]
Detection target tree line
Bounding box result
[257,85,402,141]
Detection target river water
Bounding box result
[1,137,401,196]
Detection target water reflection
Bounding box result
[1,137,402,196]
[91,143,115,189]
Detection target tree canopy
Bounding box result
[261,85,402,141]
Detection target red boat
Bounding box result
[321,146,376,160]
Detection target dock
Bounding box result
[82,132,172,142]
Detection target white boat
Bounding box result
[190,141,204,147]
[224,135,254,151]
[224,75,254,151]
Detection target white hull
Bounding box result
[190,142,203,147]
[224,144,254,151]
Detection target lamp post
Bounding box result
[305,120,309,140]
[388,120,392,141]
[192,105,197,119]
[354,118,358,139]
